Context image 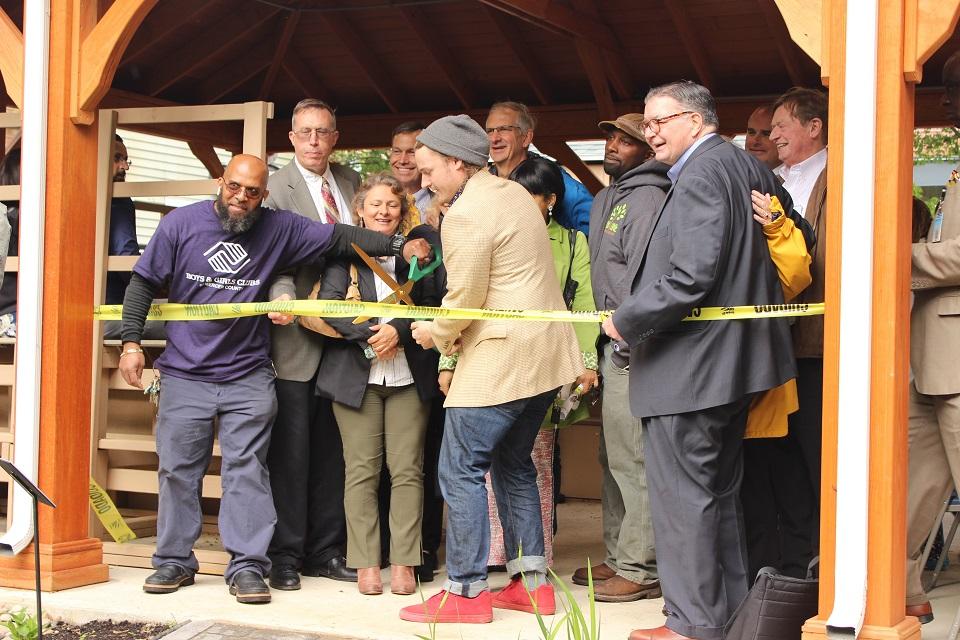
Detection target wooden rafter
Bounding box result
[259,11,301,101]
[0,8,23,109]
[535,141,604,195]
[281,47,336,106]
[399,5,476,109]
[75,0,159,122]
[121,0,219,67]
[197,41,274,105]
[570,0,637,100]
[773,0,822,67]
[479,0,618,52]
[143,7,281,97]
[757,0,807,87]
[188,141,224,178]
[320,12,404,113]
[664,0,718,93]
[575,39,616,120]
[483,5,552,105]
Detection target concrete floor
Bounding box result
[0,500,667,640]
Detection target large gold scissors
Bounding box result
[350,242,415,323]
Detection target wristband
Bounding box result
[119,348,144,359]
[390,234,405,256]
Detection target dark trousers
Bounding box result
[644,395,754,640]
[266,377,346,568]
[787,357,823,554]
[740,435,815,579]
[422,397,446,555]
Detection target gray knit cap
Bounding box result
[417,115,490,166]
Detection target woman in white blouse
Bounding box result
[312,174,440,596]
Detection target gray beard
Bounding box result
[214,198,262,234]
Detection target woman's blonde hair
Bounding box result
[351,172,413,232]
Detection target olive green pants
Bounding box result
[333,383,428,568]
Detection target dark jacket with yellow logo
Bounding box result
[587,159,671,313]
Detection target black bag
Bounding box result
[723,566,819,640]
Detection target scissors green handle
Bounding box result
[408,243,442,282]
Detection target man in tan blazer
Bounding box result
[263,99,361,591]
[904,50,960,625]
[399,115,582,625]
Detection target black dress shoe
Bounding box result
[416,550,437,583]
[143,564,194,594]
[229,570,271,604]
[268,564,301,591]
[302,555,358,582]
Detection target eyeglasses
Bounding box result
[292,127,337,140]
[113,153,131,166]
[222,181,262,199]
[485,125,521,136]
[642,111,694,134]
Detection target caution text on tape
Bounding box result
[94,300,825,323]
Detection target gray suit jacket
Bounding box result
[613,135,797,418]
[265,159,361,381]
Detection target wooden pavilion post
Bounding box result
[773,0,960,637]
[0,0,155,591]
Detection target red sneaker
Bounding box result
[399,589,493,624]
[492,577,556,615]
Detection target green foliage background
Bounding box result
[331,149,390,177]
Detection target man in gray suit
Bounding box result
[603,81,796,640]
[264,98,361,590]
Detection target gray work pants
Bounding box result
[598,343,657,583]
[152,366,278,584]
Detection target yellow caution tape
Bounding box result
[88,477,137,543]
[94,300,824,323]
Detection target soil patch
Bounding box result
[42,619,171,639]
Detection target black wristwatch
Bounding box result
[390,233,406,256]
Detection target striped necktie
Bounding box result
[321,177,341,223]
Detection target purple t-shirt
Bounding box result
[133,200,334,381]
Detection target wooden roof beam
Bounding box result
[483,5,552,105]
[196,40,273,105]
[575,39,616,120]
[259,11,301,101]
[480,0,619,52]
[143,7,281,97]
[122,0,221,67]
[320,12,405,113]
[281,47,337,108]
[534,140,604,195]
[570,0,637,100]
[757,0,807,87]
[75,0,160,123]
[0,8,23,109]
[399,5,476,109]
[188,141,224,178]
[664,0,718,93]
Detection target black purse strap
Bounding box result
[562,227,577,310]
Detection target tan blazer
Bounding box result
[911,174,960,396]
[265,160,361,381]
[430,170,583,407]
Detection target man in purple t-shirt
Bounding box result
[118,155,430,604]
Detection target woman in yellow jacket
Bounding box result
[742,189,817,581]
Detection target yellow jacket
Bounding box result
[745,213,812,438]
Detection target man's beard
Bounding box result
[214,196,262,234]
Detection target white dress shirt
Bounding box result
[294,157,354,225]
[775,148,827,218]
[367,256,414,387]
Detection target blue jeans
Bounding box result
[439,388,557,596]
